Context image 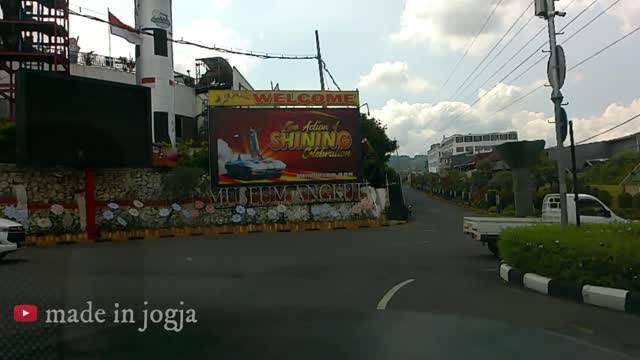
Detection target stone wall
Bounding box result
[95,168,165,202]
[0,164,382,236]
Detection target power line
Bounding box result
[567,23,640,71]
[459,0,606,113]
[457,12,536,101]
[322,60,342,91]
[435,0,505,101]
[563,0,622,44]
[69,3,108,16]
[69,9,318,60]
[449,1,533,101]
[508,0,616,85]
[577,113,640,144]
[488,23,640,117]
[461,0,581,102]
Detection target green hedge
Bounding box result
[500,223,640,291]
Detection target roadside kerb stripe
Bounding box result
[583,285,628,312]
[508,268,525,286]
[500,263,639,315]
[548,279,584,302]
[500,264,512,282]
[523,273,550,295]
[626,292,640,315]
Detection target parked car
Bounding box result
[0,218,26,260]
[463,194,628,255]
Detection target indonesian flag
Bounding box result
[108,11,141,45]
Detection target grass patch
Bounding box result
[500,223,640,291]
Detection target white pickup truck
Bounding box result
[463,194,628,255]
[0,218,26,260]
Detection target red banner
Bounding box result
[210,108,362,186]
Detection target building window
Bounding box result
[483,135,490,141]
[456,137,463,143]
[473,136,482,142]
[485,146,493,152]
[464,136,473,142]
[491,134,499,141]
[475,146,483,152]
[465,146,473,153]
[509,133,518,140]
[500,134,508,140]
[456,147,464,153]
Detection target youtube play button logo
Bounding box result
[14,305,38,322]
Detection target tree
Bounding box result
[177,139,209,171]
[471,159,493,188]
[583,151,640,185]
[361,114,399,187]
[532,154,558,192]
[618,192,633,209]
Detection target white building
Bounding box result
[427,131,518,173]
[0,51,253,142]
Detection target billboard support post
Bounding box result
[85,168,97,240]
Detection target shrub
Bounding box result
[500,223,640,291]
[616,208,640,220]
[162,167,206,200]
[596,189,612,207]
[502,205,515,216]
[618,192,634,209]
[488,206,498,213]
[634,193,640,209]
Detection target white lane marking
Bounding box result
[416,241,431,245]
[376,279,415,310]
[480,267,499,272]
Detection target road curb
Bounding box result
[500,263,640,315]
[26,218,392,248]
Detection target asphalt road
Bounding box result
[1,187,639,359]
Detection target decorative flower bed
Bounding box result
[95,199,379,233]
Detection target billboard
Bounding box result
[210,108,362,186]
[16,70,153,168]
[208,90,359,107]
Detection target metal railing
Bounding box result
[74,51,196,87]
[75,52,136,73]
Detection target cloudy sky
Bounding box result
[70,0,640,155]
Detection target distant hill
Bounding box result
[389,155,427,173]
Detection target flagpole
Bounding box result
[107,7,112,64]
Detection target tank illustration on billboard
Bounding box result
[224,127,287,180]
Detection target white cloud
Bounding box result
[371,80,640,155]
[609,1,640,32]
[390,0,534,53]
[571,99,640,144]
[212,0,232,11]
[387,0,631,54]
[69,1,258,77]
[173,19,260,76]
[358,61,433,94]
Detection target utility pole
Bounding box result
[315,30,326,91]
[536,0,569,225]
